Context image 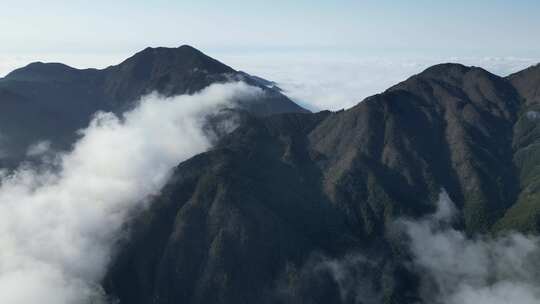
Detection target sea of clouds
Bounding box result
[4,51,540,111]
[220,52,540,111]
[3,51,539,112]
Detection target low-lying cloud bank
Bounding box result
[220,52,540,111]
[0,82,261,304]
[401,192,540,304]
[291,192,540,304]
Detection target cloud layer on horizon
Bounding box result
[222,53,540,111]
[3,51,539,112]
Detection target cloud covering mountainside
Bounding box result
[2,46,540,303]
[402,192,540,304]
[0,82,260,304]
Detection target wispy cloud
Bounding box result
[280,192,540,303]
[401,192,540,304]
[26,140,53,157]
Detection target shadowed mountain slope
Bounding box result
[0,45,306,164]
[508,63,540,106]
[495,63,540,231]
[105,62,540,304]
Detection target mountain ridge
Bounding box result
[2,47,540,303]
[0,45,306,165]
[2,45,232,80]
[104,60,540,304]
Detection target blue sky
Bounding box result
[2,0,539,56]
[1,0,540,110]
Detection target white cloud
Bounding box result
[316,254,382,304]
[0,82,261,304]
[3,50,538,112]
[401,192,540,304]
[26,140,52,157]
[219,52,540,111]
[275,191,540,303]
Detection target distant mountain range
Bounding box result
[2,46,540,303]
[0,45,306,165]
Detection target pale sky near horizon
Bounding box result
[1,0,539,110]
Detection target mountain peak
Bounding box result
[134,45,201,59]
[420,62,470,76]
[116,45,235,75]
[99,45,240,103]
[415,63,494,81]
[508,63,540,105]
[5,62,97,82]
[388,62,501,95]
